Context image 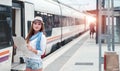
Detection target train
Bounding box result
[0,0,95,71]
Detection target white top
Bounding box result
[27,34,46,60]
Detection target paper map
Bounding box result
[12,36,33,57]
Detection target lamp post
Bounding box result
[96,0,99,44]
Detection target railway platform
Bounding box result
[43,31,120,71]
[11,31,120,71]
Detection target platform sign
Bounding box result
[101,10,112,16]
[104,52,119,71]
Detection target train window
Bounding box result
[41,14,53,37]
[53,15,60,27]
[68,17,73,26]
[35,11,41,16]
[0,5,12,49]
[27,21,32,33]
[45,15,53,36]
[75,18,85,25]
[35,11,53,37]
[68,18,74,26]
[61,16,66,27]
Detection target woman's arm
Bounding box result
[27,44,38,54]
[27,35,46,55]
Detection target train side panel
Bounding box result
[0,1,12,70]
[0,47,13,71]
[0,0,12,6]
[24,2,34,37]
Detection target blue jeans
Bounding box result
[25,58,43,70]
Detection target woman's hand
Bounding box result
[26,44,33,51]
[26,44,38,54]
[13,44,17,48]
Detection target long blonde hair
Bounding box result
[26,20,45,43]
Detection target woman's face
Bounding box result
[33,20,42,32]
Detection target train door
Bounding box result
[12,5,22,36]
[12,2,23,63]
[12,1,34,63]
[12,1,34,37]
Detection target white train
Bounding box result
[0,0,95,70]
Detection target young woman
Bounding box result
[25,16,46,71]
